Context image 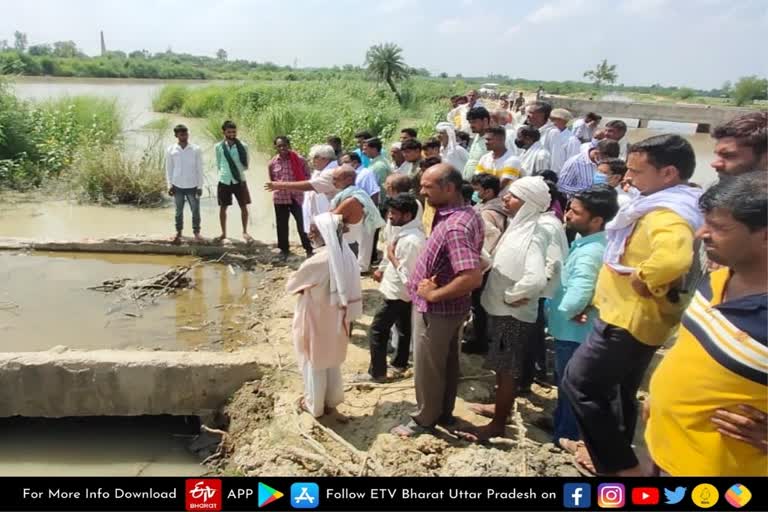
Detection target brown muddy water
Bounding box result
[0,251,262,351]
[0,416,206,476]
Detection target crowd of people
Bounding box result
[165,90,767,477]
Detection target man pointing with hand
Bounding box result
[390,164,485,438]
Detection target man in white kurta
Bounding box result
[515,125,552,176]
[549,108,582,174]
[286,213,362,417]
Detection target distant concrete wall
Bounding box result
[545,96,754,127]
[0,348,262,417]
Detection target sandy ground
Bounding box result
[202,256,579,477]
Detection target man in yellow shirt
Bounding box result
[561,134,704,476]
[646,172,767,476]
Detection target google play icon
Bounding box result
[258,482,284,508]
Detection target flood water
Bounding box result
[6,77,279,244]
[0,251,261,352]
[0,416,206,476]
[2,77,721,244]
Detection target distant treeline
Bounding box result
[1,34,764,105]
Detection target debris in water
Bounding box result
[88,265,193,303]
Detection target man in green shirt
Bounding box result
[363,137,392,267]
[463,107,490,181]
[215,120,253,243]
[363,137,391,188]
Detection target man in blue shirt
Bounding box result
[548,185,619,448]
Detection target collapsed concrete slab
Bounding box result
[0,347,262,418]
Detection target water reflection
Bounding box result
[0,252,262,352]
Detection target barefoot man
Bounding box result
[166,124,204,243]
[286,212,362,417]
[215,120,253,243]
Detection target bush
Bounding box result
[732,76,768,106]
[0,82,123,191]
[152,85,189,112]
[71,139,166,206]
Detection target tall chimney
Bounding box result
[100,30,106,56]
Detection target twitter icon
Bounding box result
[665,487,687,505]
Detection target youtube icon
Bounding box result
[631,487,660,506]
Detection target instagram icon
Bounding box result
[597,484,625,508]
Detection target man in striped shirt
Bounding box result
[475,126,524,190]
[558,139,619,197]
[645,172,767,476]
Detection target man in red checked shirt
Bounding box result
[390,163,485,438]
[268,136,313,260]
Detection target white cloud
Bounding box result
[526,0,586,24]
[437,18,466,34]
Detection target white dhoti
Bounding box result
[302,361,344,417]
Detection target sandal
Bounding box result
[390,419,433,438]
[557,438,597,476]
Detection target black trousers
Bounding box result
[463,272,489,349]
[274,202,311,254]
[522,298,548,388]
[368,299,412,378]
[561,318,658,474]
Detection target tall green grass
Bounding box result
[71,135,166,206]
[154,79,461,155]
[151,84,189,113]
[0,84,123,190]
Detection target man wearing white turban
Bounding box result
[436,122,469,172]
[285,212,362,417]
[459,176,553,442]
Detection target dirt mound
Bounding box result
[208,271,579,477]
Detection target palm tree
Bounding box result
[365,43,409,104]
[583,59,618,88]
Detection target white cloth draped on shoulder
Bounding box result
[493,177,553,283]
[315,212,364,325]
[481,176,552,321]
[436,122,470,172]
[604,184,704,273]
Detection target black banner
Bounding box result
[4,477,764,511]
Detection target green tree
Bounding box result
[676,87,695,100]
[28,44,53,56]
[53,41,80,58]
[216,48,227,61]
[13,31,28,52]
[364,42,409,104]
[731,76,768,106]
[583,59,618,88]
[720,80,732,97]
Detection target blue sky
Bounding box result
[2,0,766,89]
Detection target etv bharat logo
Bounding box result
[186,479,223,511]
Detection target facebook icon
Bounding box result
[563,483,591,509]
